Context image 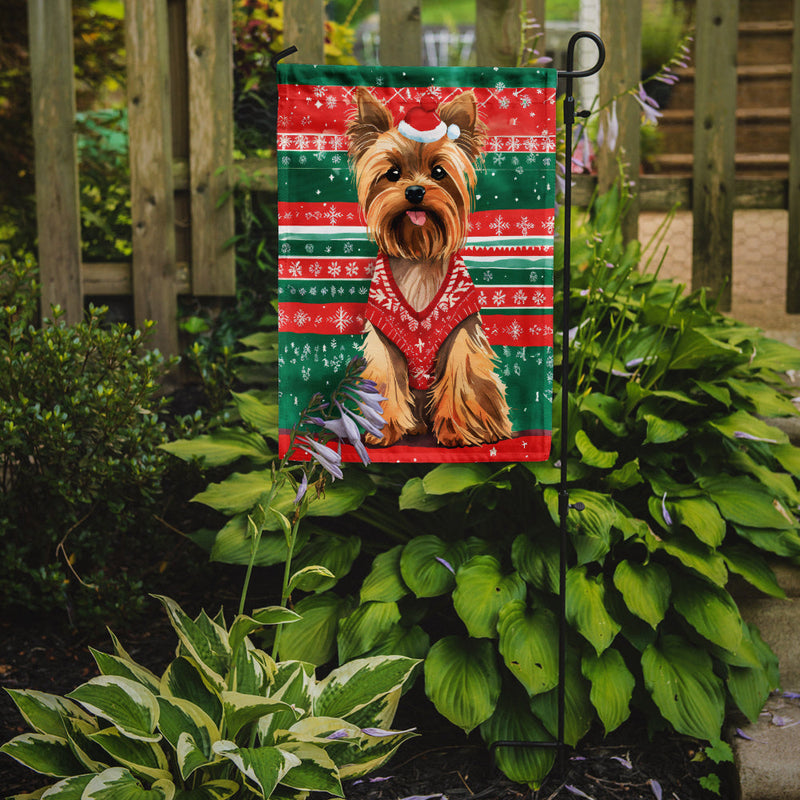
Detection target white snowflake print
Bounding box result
[498,96,510,109]
[281,155,291,167]
[332,306,352,333]
[309,286,317,296]
[328,262,341,277]
[278,308,289,328]
[310,263,322,277]
[520,95,532,109]
[281,243,290,254]
[482,270,494,283]
[532,290,546,306]
[515,166,524,175]
[301,366,311,382]
[345,262,359,277]
[325,94,338,109]
[492,290,506,306]
[298,287,306,296]
[545,219,555,235]
[289,261,302,277]
[298,154,308,165]
[294,309,310,327]
[278,134,292,150]
[301,115,312,127]
[294,134,308,149]
[518,217,534,235]
[492,151,506,166]
[305,243,314,253]
[490,215,509,235]
[507,320,523,341]
[324,205,344,226]
[513,290,527,305]
[331,153,342,164]
[344,242,354,254]
[478,291,487,306]
[495,81,506,91]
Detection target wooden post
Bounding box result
[598,0,641,244]
[379,0,421,66]
[28,0,83,324]
[284,0,325,63]
[475,0,529,67]
[126,0,178,355]
[787,0,800,313]
[692,0,738,311]
[187,0,235,295]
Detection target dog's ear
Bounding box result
[438,91,486,162]
[347,87,394,162]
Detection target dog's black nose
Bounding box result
[405,185,426,205]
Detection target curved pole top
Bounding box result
[557,31,605,80]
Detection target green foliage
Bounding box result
[0,596,420,799]
[0,253,175,622]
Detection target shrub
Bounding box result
[171,185,800,788]
[0,253,174,623]
[1,595,419,798]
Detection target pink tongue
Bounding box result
[407,210,427,226]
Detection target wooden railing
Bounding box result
[26,0,800,355]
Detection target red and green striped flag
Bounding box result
[277,64,556,463]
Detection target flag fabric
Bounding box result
[277,63,556,463]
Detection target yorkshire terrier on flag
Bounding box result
[347,88,513,448]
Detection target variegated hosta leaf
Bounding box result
[39,773,94,798]
[480,681,555,790]
[496,601,559,697]
[171,779,239,800]
[335,726,418,781]
[90,648,161,694]
[66,676,160,742]
[154,596,231,690]
[359,545,409,603]
[81,767,175,799]
[4,689,93,737]
[312,656,420,721]
[228,609,299,657]
[642,634,725,741]
[156,696,219,778]
[424,636,501,734]
[565,566,621,655]
[612,560,670,629]
[221,691,298,740]
[212,741,300,798]
[231,640,276,696]
[160,657,222,728]
[452,556,526,639]
[88,727,171,782]
[581,649,635,735]
[275,741,344,796]
[61,716,107,773]
[258,662,315,745]
[0,732,85,777]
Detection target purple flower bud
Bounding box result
[565,786,594,799]
[661,492,673,526]
[734,431,778,444]
[649,779,663,800]
[326,729,350,740]
[293,472,308,505]
[435,556,455,574]
[611,756,632,769]
[295,435,344,480]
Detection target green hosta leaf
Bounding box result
[528,649,593,747]
[643,414,688,444]
[581,649,635,734]
[672,575,743,653]
[725,378,799,417]
[212,741,299,797]
[231,391,279,436]
[424,636,501,734]
[748,337,800,371]
[88,728,170,782]
[721,543,786,598]
[728,663,772,723]
[314,656,420,721]
[337,601,402,662]
[700,475,796,530]
[301,471,376,517]
[693,380,732,407]
[192,470,273,514]
[277,592,351,665]
[566,567,621,655]
[221,692,297,740]
[710,409,788,445]
[648,528,728,586]
[362,624,430,660]
[360,545,409,603]
[612,560,670,629]
[0,733,85,777]
[606,459,644,491]
[497,601,558,696]
[480,681,555,789]
[160,658,222,728]
[575,429,618,468]
[421,463,493,494]
[733,524,800,558]
[155,597,231,690]
[276,741,343,796]
[511,533,559,593]
[4,690,93,737]
[772,443,800,477]
[160,428,272,467]
[452,556,526,639]
[172,780,239,800]
[544,488,617,565]
[291,535,361,592]
[580,392,627,436]
[400,536,468,598]
[82,768,174,799]
[67,676,160,742]
[90,650,161,694]
[288,565,337,594]
[208,515,300,567]
[668,328,743,371]
[668,497,726,547]
[398,477,451,511]
[642,634,725,741]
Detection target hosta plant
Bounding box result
[1,595,419,800]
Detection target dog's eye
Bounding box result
[385,167,401,182]
[431,165,447,180]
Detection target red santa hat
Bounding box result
[398,94,461,143]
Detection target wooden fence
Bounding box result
[27,0,800,355]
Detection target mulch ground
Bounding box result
[0,581,732,800]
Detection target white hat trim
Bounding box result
[398,119,448,143]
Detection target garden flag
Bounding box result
[277,64,556,463]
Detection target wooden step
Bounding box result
[737,20,794,66]
[649,152,789,178]
[737,0,794,22]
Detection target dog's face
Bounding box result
[347,89,486,262]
